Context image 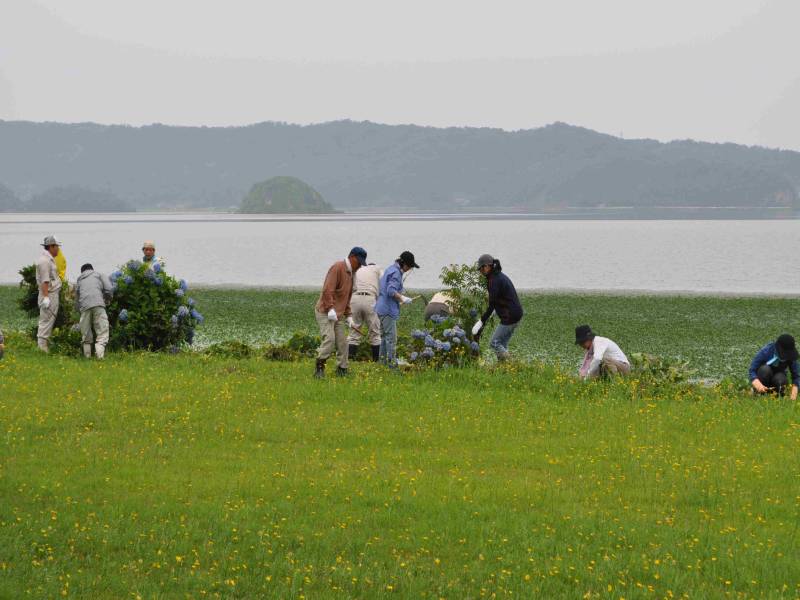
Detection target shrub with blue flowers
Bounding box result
[404,314,480,368]
[107,260,203,351]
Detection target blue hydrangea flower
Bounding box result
[441,341,451,352]
[434,340,443,351]
[422,348,434,359]
[110,270,123,281]
[154,276,163,286]
[190,309,204,324]
[424,335,435,347]
[177,305,189,318]
[124,275,133,285]
[411,329,426,340]
[127,260,142,271]
[409,351,419,362]
[452,336,461,345]
[443,329,453,338]
[187,298,195,307]
[470,341,480,352]
[118,309,129,322]
[171,314,178,327]
[152,262,162,273]
[175,289,185,297]
[179,279,188,292]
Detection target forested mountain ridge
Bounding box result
[0,119,798,211]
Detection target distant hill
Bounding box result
[240,176,336,214]
[27,185,134,212]
[0,120,798,212]
[0,183,21,211]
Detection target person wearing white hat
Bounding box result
[142,240,164,269]
[36,235,63,352]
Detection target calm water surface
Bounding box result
[1,214,797,294]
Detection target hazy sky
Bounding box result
[2,0,799,149]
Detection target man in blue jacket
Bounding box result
[749,334,798,399]
[472,254,523,361]
[375,250,419,368]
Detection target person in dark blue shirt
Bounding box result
[471,254,523,361]
[749,334,799,399]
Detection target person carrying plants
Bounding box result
[749,334,799,399]
[347,262,383,362]
[375,250,420,368]
[141,240,164,269]
[35,235,63,353]
[471,254,523,361]
[314,247,367,378]
[75,263,114,359]
[575,325,630,380]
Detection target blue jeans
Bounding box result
[490,322,518,359]
[379,314,398,367]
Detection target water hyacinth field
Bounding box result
[1,286,799,597]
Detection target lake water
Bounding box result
[1,213,798,295]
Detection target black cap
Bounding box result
[399,250,420,269]
[575,325,595,345]
[80,263,93,273]
[775,334,798,362]
[349,246,367,266]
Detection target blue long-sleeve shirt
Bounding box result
[375,261,403,318]
[749,342,799,385]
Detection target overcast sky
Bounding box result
[1,0,799,149]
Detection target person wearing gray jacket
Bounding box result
[75,263,113,359]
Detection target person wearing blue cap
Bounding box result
[314,247,367,378]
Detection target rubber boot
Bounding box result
[314,359,326,379]
[371,345,380,362]
[348,344,359,360]
[83,343,93,358]
[336,366,348,377]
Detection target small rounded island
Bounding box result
[239,176,337,214]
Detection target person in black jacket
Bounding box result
[471,254,523,361]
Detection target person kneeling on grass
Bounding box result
[75,263,113,359]
[749,334,799,399]
[0,327,4,360]
[576,325,631,380]
[471,254,523,362]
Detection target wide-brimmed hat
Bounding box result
[400,250,420,269]
[349,246,367,266]
[575,324,596,345]
[775,333,798,362]
[41,235,61,247]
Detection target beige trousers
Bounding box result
[80,306,110,359]
[37,292,60,352]
[347,294,381,346]
[315,310,348,368]
[591,357,631,379]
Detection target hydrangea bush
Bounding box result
[438,263,488,327]
[404,314,481,368]
[107,260,203,351]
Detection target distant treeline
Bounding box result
[0,120,798,212]
[0,183,133,212]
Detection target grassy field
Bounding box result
[2,285,798,381]
[1,334,799,598]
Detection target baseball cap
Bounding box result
[400,250,420,269]
[41,235,61,247]
[349,246,367,266]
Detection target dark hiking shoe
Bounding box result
[314,359,325,379]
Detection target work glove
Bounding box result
[327,308,338,321]
[346,316,356,328]
[471,320,483,336]
[40,296,51,310]
[400,295,413,305]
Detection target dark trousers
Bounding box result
[756,364,788,395]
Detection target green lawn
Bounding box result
[2,285,798,381]
[0,336,798,598]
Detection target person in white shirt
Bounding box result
[575,325,631,380]
[348,263,383,361]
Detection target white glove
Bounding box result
[400,295,413,305]
[471,320,483,336]
[346,316,356,328]
[40,296,51,310]
[327,308,337,321]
